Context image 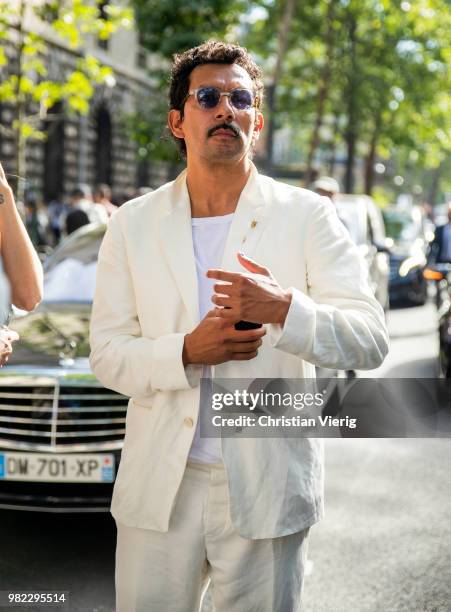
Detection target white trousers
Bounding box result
[115,460,310,612]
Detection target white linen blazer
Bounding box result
[89,164,389,539]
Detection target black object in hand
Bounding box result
[234,320,262,331]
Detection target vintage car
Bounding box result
[0,223,127,512]
[335,194,390,311]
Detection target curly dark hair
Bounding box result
[168,40,264,155]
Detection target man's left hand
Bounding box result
[0,327,19,367]
[207,252,292,326]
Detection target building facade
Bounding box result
[0,2,171,203]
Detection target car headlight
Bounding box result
[398,255,426,278]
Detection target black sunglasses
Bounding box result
[186,87,257,111]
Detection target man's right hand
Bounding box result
[183,309,266,366]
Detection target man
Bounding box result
[89,41,388,612]
[94,183,117,218]
[65,184,108,235]
[312,175,351,232]
[47,194,68,245]
[429,201,451,263]
[311,176,340,201]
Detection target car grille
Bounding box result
[389,259,400,280]
[0,383,127,452]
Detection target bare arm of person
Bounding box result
[0,162,43,311]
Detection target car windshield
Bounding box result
[335,201,363,244]
[43,224,105,302]
[383,212,418,243]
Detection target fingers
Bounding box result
[0,344,12,366]
[205,308,219,318]
[0,329,19,343]
[211,295,232,308]
[237,252,270,276]
[206,269,242,282]
[230,351,258,361]
[227,326,266,342]
[229,339,263,353]
[213,283,234,296]
[6,331,19,343]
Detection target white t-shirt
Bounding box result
[188,213,234,464]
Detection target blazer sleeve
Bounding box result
[89,212,201,397]
[268,197,389,370]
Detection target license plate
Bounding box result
[0,452,115,483]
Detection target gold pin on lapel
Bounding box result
[250,219,258,229]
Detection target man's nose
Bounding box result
[214,94,235,120]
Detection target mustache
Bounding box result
[207,123,240,138]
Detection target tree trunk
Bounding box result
[305,1,335,183]
[264,0,296,170]
[14,0,26,201]
[428,162,443,205]
[327,111,340,175]
[364,112,382,195]
[344,13,357,194]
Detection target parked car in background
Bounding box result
[335,194,390,311]
[382,206,429,306]
[431,203,449,228]
[0,223,127,512]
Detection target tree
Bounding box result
[128,0,253,168]
[131,0,248,59]
[245,0,450,199]
[0,0,133,199]
[262,0,296,168]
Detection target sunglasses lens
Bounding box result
[230,89,254,109]
[197,87,221,109]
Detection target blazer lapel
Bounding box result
[159,170,200,327]
[158,164,272,328]
[220,163,272,272]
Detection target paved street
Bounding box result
[300,303,450,612]
[202,302,451,612]
[1,301,450,612]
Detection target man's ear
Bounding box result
[252,111,264,143]
[168,109,185,139]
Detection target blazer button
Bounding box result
[184,417,194,428]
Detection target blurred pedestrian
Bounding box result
[65,208,91,235]
[113,187,137,207]
[136,186,154,197]
[64,185,108,235]
[24,194,49,249]
[312,176,349,232]
[428,201,451,264]
[69,184,108,223]
[312,176,340,201]
[47,194,68,245]
[94,184,117,218]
